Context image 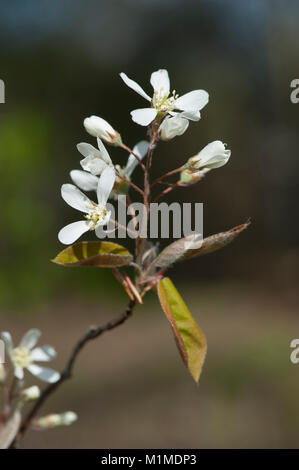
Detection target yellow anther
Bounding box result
[12,347,33,369]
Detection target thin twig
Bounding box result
[116,171,144,197]
[151,166,183,189]
[112,268,135,301]
[119,143,146,171]
[12,299,136,445]
[153,182,180,203]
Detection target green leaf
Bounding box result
[182,221,250,262]
[157,277,207,383]
[52,241,133,268]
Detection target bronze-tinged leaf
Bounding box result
[154,233,202,269]
[182,221,250,261]
[52,241,133,268]
[0,410,21,449]
[157,277,207,383]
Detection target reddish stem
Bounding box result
[116,171,144,197]
[151,166,183,189]
[120,143,145,171]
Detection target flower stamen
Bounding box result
[85,205,108,229]
[152,89,179,113]
[12,347,33,369]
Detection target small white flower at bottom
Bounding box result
[1,329,60,383]
[35,411,78,429]
[22,385,41,401]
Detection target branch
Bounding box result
[119,143,146,171]
[153,181,180,203]
[151,166,183,189]
[116,171,145,197]
[12,299,136,445]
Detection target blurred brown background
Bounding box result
[0,0,299,448]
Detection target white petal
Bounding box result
[58,220,90,245]
[120,72,151,102]
[14,365,24,380]
[77,142,100,158]
[19,329,41,350]
[61,184,94,213]
[96,211,111,228]
[159,115,189,141]
[131,108,157,126]
[179,109,201,121]
[80,156,107,176]
[31,345,57,362]
[70,170,99,192]
[125,140,149,176]
[97,166,115,206]
[97,138,112,165]
[150,69,170,95]
[175,90,209,112]
[27,364,60,383]
[1,332,13,357]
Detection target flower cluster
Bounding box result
[53,68,246,388]
[58,69,231,245]
[0,329,77,447]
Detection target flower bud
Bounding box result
[0,363,5,383]
[22,385,40,401]
[35,411,78,429]
[159,115,189,141]
[179,169,206,185]
[84,115,121,145]
[186,141,231,172]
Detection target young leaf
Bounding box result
[182,221,250,261]
[52,241,133,267]
[0,410,21,449]
[154,233,202,268]
[157,277,207,383]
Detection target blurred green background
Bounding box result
[0,0,299,448]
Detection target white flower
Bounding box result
[77,138,113,176]
[58,165,115,245]
[1,329,60,383]
[22,385,41,401]
[36,411,78,428]
[83,115,121,144]
[120,69,209,126]
[159,115,189,141]
[186,141,231,172]
[70,140,149,199]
